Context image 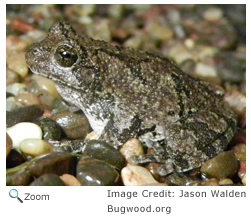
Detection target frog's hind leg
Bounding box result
[162,108,236,174]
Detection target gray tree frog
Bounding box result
[25,22,237,175]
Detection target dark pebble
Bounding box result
[83,140,126,170]
[35,117,62,140]
[51,110,91,140]
[6,149,26,168]
[76,157,119,186]
[200,151,239,179]
[27,152,77,177]
[6,169,33,186]
[29,174,65,186]
[6,105,44,127]
[166,172,201,186]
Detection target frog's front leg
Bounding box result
[99,104,141,147]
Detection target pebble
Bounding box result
[20,30,46,46]
[224,89,246,119]
[203,7,223,22]
[15,92,41,106]
[6,50,29,78]
[86,19,111,42]
[242,174,246,186]
[30,75,60,98]
[200,151,239,179]
[6,69,20,86]
[219,178,234,186]
[85,131,99,140]
[200,178,219,186]
[120,138,144,161]
[20,139,53,157]
[77,157,119,186]
[121,164,158,186]
[51,110,91,140]
[6,83,27,96]
[195,62,219,84]
[6,105,44,127]
[238,161,246,179]
[166,172,200,186]
[30,174,65,186]
[60,174,81,186]
[6,97,22,112]
[6,35,28,51]
[83,140,126,170]
[27,152,76,177]
[7,122,43,148]
[6,133,13,158]
[6,149,26,168]
[145,21,173,41]
[35,117,62,141]
[232,143,246,161]
[6,169,33,186]
[143,183,168,186]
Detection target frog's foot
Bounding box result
[49,139,87,153]
[129,154,174,176]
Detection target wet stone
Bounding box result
[6,97,22,112]
[30,75,60,98]
[238,161,246,180]
[76,157,119,186]
[120,138,144,162]
[7,122,43,148]
[219,178,234,186]
[224,89,246,119]
[15,92,41,106]
[202,7,223,22]
[27,152,76,177]
[6,149,26,168]
[166,172,200,186]
[233,143,246,161]
[200,151,239,180]
[29,174,65,186]
[121,165,158,186]
[6,69,20,86]
[35,117,62,141]
[6,50,29,78]
[199,178,219,186]
[51,110,91,140]
[60,174,81,186]
[6,83,27,96]
[20,138,53,157]
[242,174,246,186]
[6,133,13,158]
[6,169,33,186]
[6,105,44,127]
[83,140,126,170]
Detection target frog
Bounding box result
[25,21,237,176]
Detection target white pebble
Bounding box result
[7,122,42,148]
[120,138,144,161]
[195,63,217,78]
[121,165,158,186]
[31,75,60,98]
[6,83,27,96]
[20,138,53,157]
[242,174,246,186]
[203,7,223,22]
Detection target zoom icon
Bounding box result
[9,189,23,203]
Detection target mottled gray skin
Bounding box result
[25,22,237,175]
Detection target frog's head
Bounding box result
[25,21,98,92]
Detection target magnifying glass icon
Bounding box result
[9,189,23,203]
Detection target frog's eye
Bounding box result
[54,44,78,67]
